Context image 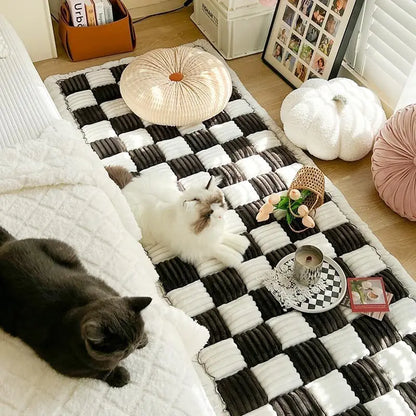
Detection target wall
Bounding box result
[49,0,184,20]
[0,0,57,62]
[121,0,183,19]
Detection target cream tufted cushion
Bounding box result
[120,46,232,126]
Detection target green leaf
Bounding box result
[277,197,289,210]
[290,201,301,211]
[300,189,311,199]
[280,196,289,204]
[286,211,293,225]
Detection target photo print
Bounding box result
[312,53,326,75]
[277,26,289,45]
[288,33,302,54]
[332,0,348,16]
[318,34,334,56]
[283,52,296,71]
[325,14,340,36]
[294,62,307,81]
[300,44,314,64]
[300,0,314,17]
[283,6,296,26]
[305,23,320,45]
[312,4,326,26]
[263,0,363,88]
[294,14,307,36]
[273,42,284,62]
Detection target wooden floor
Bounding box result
[35,7,416,281]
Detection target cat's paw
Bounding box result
[222,233,250,255]
[215,245,245,268]
[106,366,130,388]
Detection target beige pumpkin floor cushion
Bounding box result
[120,46,233,126]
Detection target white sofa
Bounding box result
[0,14,215,416]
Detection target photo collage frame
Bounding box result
[262,0,363,88]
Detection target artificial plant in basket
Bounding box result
[256,166,325,232]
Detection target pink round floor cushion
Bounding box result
[372,104,416,221]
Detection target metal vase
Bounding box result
[293,245,323,286]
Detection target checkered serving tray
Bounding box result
[265,254,346,313]
[45,41,416,416]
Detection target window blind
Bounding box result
[344,0,416,110]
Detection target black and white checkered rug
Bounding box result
[45,40,416,416]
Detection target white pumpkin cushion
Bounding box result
[280,78,386,161]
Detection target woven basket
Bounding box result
[288,166,325,233]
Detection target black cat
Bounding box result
[0,227,151,387]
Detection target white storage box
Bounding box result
[191,0,275,59]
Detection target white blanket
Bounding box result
[0,121,213,416]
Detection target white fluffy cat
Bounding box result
[121,174,250,267]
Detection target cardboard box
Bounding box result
[59,0,136,61]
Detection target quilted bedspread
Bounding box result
[45,40,416,416]
[0,120,213,416]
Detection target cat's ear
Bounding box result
[205,176,222,191]
[82,320,104,343]
[126,297,152,313]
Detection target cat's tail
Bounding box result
[0,226,15,247]
[105,166,134,189]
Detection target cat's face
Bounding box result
[81,297,152,363]
[181,177,227,233]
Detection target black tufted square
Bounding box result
[201,268,247,307]
[351,315,402,355]
[73,105,107,128]
[340,357,393,403]
[110,113,144,135]
[59,74,90,96]
[194,308,232,345]
[234,323,282,367]
[155,257,200,292]
[92,84,122,104]
[285,339,337,384]
[216,368,268,416]
[129,144,165,171]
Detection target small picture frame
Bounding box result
[262,0,363,88]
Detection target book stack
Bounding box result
[67,0,114,27]
[342,277,392,321]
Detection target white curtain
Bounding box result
[344,0,416,112]
[395,59,416,111]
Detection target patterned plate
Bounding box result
[271,253,347,313]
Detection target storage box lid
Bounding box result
[218,0,259,10]
[212,0,275,18]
